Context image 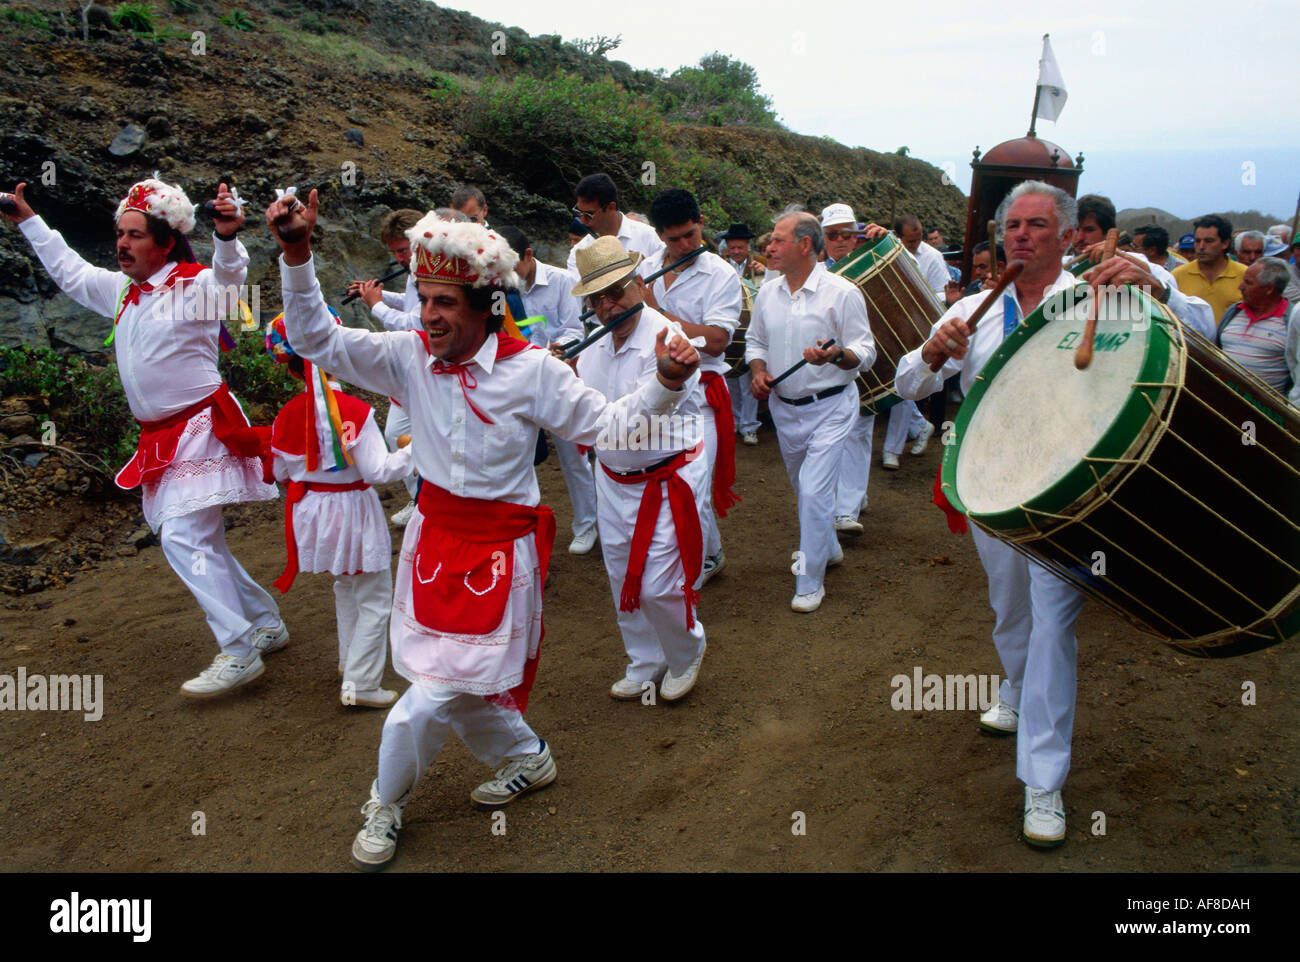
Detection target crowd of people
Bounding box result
[1,166,1295,867]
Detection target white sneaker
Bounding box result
[791,587,825,612]
[882,452,900,470]
[661,643,706,702]
[390,501,416,526]
[828,544,844,567]
[1023,787,1066,848]
[910,422,935,455]
[610,676,645,700]
[179,653,264,699]
[568,527,598,555]
[741,432,759,446]
[249,620,289,655]
[345,687,398,709]
[471,740,557,808]
[351,780,406,871]
[834,515,864,535]
[979,699,1019,734]
[699,551,725,585]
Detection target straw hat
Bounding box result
[570,236,643,298]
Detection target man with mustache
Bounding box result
[2,177,285,698]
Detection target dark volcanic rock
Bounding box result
[107,124,146,157]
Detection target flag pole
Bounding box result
[1028,33,1048,138]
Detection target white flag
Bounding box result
[1035,34,1067,123]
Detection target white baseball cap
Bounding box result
[821,203,856,228]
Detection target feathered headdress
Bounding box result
[407,215,520,289]
[115,174,196,234]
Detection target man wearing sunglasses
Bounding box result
[569,236,711,703]
[565,173,665,286]
[641,189,743,590]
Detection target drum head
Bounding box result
[946,284,1174,530]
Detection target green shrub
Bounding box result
[0,7,53,32]
[299,11,340,34]
[166,0,198,12]
[0,346,136,467]
[656,53,781,129]
[112,2,156,35]
[217,327,295,411]
[219,9,253,30]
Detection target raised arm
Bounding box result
[4,182,123,318]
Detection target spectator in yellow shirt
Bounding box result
[1172,215,1247,321]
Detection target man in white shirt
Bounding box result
[881,213,941,471]
[747,210,876,613]
[266,192,702,871]
[567,173,666,282]
[570,236,710,702]
[347,207,423,524]
[498,225,599,555]
[719,223,765,445]
[896,180,1086,849]
[3,178,285,698]
[450,184,488,226]
[642,189,743,586]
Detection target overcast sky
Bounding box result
[454,0,1299,223]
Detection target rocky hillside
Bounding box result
[0,0,967,353]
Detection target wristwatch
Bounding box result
[1155,282,1171,304]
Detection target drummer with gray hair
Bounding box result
[897,179,1087,848]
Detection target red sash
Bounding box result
[274,480,371,593]
[600,445,703,629]
[699,371,741,517]
[115,382,267,490]
[933,463,968,535]
[413,482,556,713]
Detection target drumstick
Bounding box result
[1065,250,1092,270]
[986,220,999,284]
[769,339,836,389]
[928,262,1024,372]
[1074,228,1119,371]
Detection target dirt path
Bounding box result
[1,419,1295,872]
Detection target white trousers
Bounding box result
[596,454,708,683]
[883,400,928,457]
[552,436,598,537]
[834,413,875,519]
[770,387,859,595]
[376,683,541,804]
[698,406,722,560]
[158,506,280,659]
[971,527,1086,792]
[335,567,394,693]
[383,403,419,499]
[728,372,761,435]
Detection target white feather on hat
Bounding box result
[115,174,197,235]
[407,213,520,289]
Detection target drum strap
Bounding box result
[1002,294,1018,337]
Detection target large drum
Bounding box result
[833,233,944,416]
[943,283,1300,657]
[724,273,760,376]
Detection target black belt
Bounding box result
[601,453,680,478]
[776,383,848,407]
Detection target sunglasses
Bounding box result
[572,206,600,223]
[824,229,859,241]
[586,280,632,308]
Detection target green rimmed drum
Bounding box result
[832,232,943,416]
[942,283,1300,657]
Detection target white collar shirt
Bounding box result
[909,240,951,298]
[743,262,876,399]
[280,255,689,506]
[576,306,704,472]
[896,270,1078,400]
[519,260,584,346]
[567,213,666,281]
[18,215,249,423]
[648,249,742,375]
